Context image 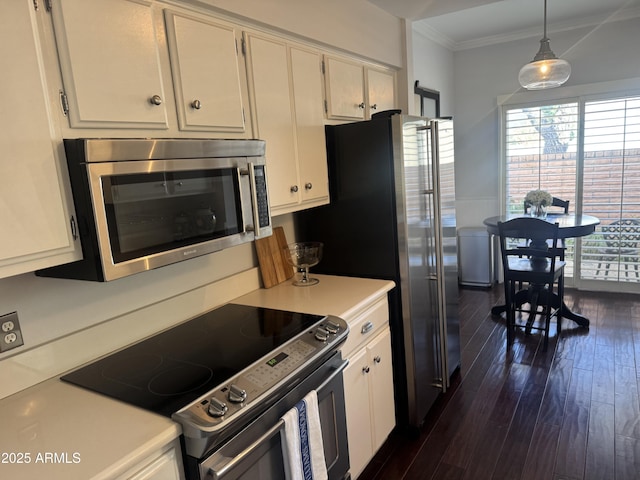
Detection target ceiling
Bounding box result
[369,0,640,50]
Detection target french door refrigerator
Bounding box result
[294,113,460,430]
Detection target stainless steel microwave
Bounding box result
[37,138,272,281]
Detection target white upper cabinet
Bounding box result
[245,33,328,215]
[367,68,396,117]
[324,56,365,120]
[50,0,169,129]
[0,0,79,279]
[289,47,330,208]
[164,11,247,133]
[324,55,396,121]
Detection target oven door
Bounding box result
[195,352,350,480]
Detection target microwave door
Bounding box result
[86,159,248,280]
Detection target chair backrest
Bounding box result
[498,217,561,278]
[550,197,570,214]
[601,219,640,249]
[523,197,569,215]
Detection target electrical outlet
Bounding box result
[0,312,24,352]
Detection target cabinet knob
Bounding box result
[290,185,299,193]
[305,182,313,190]
[191,99,202,110]
[374,356,381,364]
[371,103,378,110]
[358,102,365,109]
[149,95,163,106]
[361,321,374,335]
[362,366,370,374]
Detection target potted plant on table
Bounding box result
[525,189,552,218]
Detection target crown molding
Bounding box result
[413,5,640,52]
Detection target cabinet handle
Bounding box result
[149,95,163,106]
[374,356,381,364]
[371,103,378,110]
[361,321,374,335]
[305,182,313,190]
[70,216,78,241]
[358,102,365,109]
[290,185,299,193]
[191,99,202,110]
[362,366,370,374]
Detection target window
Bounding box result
[503,95,640,289]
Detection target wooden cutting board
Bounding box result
[255,227,295,288]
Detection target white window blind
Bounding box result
[580,97,640,283]
[504,103,578,215]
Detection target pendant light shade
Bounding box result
[518,0,570,90]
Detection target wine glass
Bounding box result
[283,242,323,286]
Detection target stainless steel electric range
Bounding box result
[61,303,351,480]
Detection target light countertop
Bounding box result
[235,274,395,320]
[0,378,181,479]
[0,274,394,479]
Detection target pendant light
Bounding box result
[518,0,571,90]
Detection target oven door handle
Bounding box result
[209,359,349,480]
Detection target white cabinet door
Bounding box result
[245,34,328,214]
[165,12,247,133]
[117,442,183,480]
[51,0,168,129]
[0,0,79,278]
[368,327,396,452]
[245,34,298,210]
[343,347,373,480]
[324,56,365,120]
[367,68,395,117]
[290,47,329,206]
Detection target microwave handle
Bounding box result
[244,163,270,238]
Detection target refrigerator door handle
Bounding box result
[429,121,450,394]
[428,275,444,389]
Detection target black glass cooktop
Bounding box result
[61,303,324,416]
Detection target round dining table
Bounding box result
[483,213,600,327]
[483,213,600,238]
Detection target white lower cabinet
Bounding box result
[342,299,395,479]
[117,440,184,480]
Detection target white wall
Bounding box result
[0,0,404,390]
[411,29,455,117]
[451,17,640,228]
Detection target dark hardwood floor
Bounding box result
[358,285,640,480]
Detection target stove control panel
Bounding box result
[174,314,348,435]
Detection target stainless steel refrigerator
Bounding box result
[294,113,460,431]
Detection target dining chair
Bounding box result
[550,197,570,214]
[595,219,640,279]
[498,217,565,350]
[523,197,570,261]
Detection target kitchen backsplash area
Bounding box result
[0,216,295,400]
